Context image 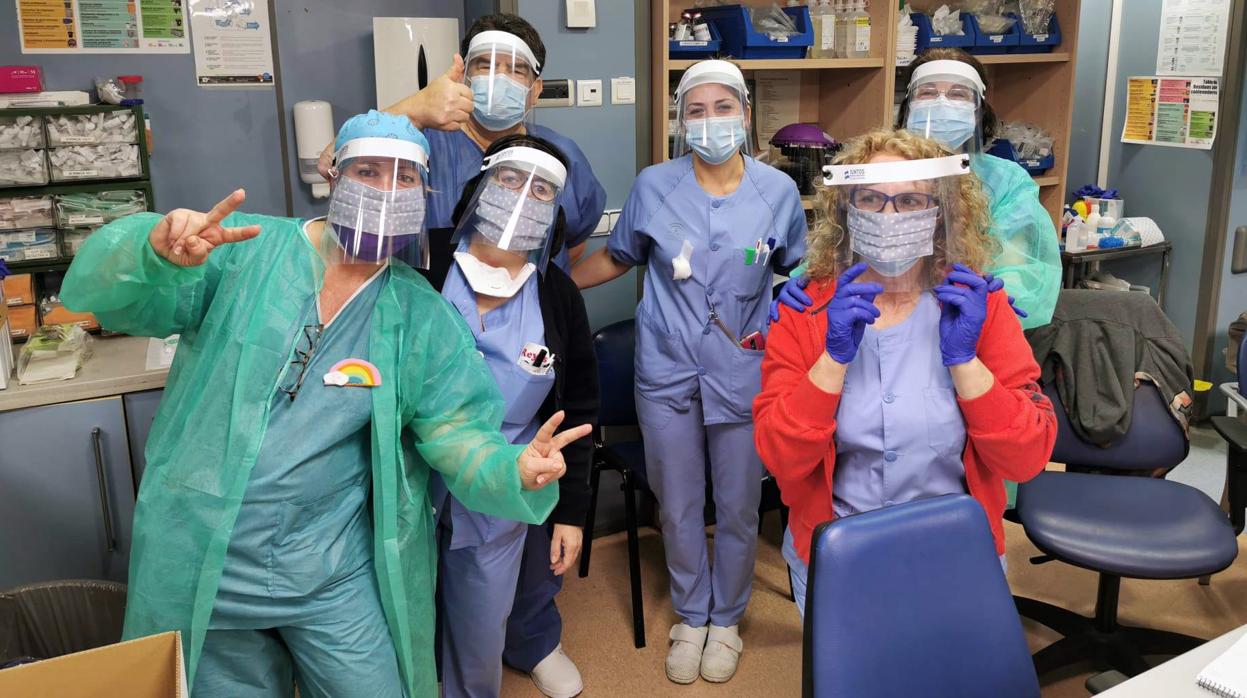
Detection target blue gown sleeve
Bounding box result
[561,139,607,249]
[607,173,653,267]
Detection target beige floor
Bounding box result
[500,517,1247,697]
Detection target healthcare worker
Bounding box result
[60,111,590,698]
[572,60,807,685]
[775,49,1060,330]
[422,135,598,698]
[321,13,605,272]
[753,128,1056,616]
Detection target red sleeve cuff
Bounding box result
[957,378,1018,435]
[786,373,842,430]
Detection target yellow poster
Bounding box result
[17,0,189,53]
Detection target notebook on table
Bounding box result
[1198,633,1247,697]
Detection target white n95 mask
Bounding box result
[847,206,940,277]
[454,251,536,298]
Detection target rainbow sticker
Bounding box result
[323,358,382,388]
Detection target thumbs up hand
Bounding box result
[387,53,474,132]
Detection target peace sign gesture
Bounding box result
[149,189,262,267]
[518,410,593,490]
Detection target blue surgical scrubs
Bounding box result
[424,126,607,271]
[608,154,807,628]
[198,265,402,698]
[779,294,977,620]
[434,260,556,698]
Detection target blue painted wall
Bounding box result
[1065,1,1112,192]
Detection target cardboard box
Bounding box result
[3,273,34,306]
[41,304,99,332]
[0,631,186,697]
[8,304,36,340]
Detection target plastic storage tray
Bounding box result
[0,228,59,262]
[0,113,46,149]
[60,228,94,257]
[1012,13,1061,54]
[48,144,141,182]
[44,111,139,146]
[670,21,722,59]
[699,4,813,60]
[968,14,1020,55]
[54,189,147,228]
[0,149,48,187]
[987,138,1054,174]
[912,13,975,52]
[0,196,55,230]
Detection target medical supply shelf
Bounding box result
[651,0,1082,231]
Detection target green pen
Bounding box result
[743,248,756,265]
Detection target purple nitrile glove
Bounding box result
[934,263,991,367]
[982,272,1028,319]
[824,262,883,364]
[768,275,813,324]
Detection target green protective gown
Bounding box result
[60,212,557,697]
[970,152,1062,330]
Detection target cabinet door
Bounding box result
[123,389,164,489]
[0,398,136,588]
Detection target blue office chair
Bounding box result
[1014,382,1239,679]
[1210,335,1247,537]
[803,495,1039,698]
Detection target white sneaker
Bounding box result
[529,644,583,698]
[699,624,742,683]
[666,623,708,684]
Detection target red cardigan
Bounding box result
[753,278,1056,563]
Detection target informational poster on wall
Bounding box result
[753,72,801,151]
[17,0,190,54]
[1121,76,1220,150]
[189,0,275,88]
[1155,0,1231,77]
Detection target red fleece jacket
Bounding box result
[753,278,1056,563]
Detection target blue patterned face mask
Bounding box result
[684,115,746,165]
[906,98,978,150]
[471,74,531,131]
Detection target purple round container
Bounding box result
[770,123,836,148]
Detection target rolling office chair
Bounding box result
[803,495,1039,698]
[577,318,791,649]
[1014,382,1240,679]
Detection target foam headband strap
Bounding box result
[910,60,987,94]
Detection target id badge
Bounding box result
[517,342,554,375]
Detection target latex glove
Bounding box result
[549,524,583,576]
[149,189,261,267]
[768,275,812,324]
[518,410,593,490]
[982,272,1028,319]
[824,262,883,364]
[934,263,991,366]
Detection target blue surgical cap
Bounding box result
[334,109,430,155]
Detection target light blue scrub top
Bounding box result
[431,261,554,549]
[608,155,807,425]
[213,265,388,626]
[424,126,607,271]
[832,293,968,518]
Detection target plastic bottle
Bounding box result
[1065,220,1085,252]
[1084,210,1102,248]
[848,0,871,58]
[1096,201,1117,240]
[814,1,836,59]
[833,0,850,57]
[809,1,824,58]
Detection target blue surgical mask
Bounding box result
[906,98,978,150]
[471,74,532,131]
[684,115,746,165]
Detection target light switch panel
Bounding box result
[577,79,603,106]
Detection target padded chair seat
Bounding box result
[602,440,649,490]
[1212,415,1247,452]
[1017,471,1237,579]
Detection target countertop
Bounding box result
[0,335,168,413]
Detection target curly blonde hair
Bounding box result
[805,128,995,283]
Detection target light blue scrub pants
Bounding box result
[636,393,765,628]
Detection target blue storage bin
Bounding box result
[986,138,1054,175]
[912,12,975,53]
[669,21,722,60]
[1011,13,1061,54]
[698,4,813,60]
[968,14,1020,55]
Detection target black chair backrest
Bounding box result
[592,319,637,428]
[1046,381,1188,472]
[1238,331,1247,396]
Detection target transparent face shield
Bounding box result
[822,153,971,293]
[465,30,541,133]
[672,61,752,164]
[904,60,986,153]
[451,145,567,274]
[323,137,430,268]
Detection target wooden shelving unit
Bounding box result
[651,0,1081,229]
